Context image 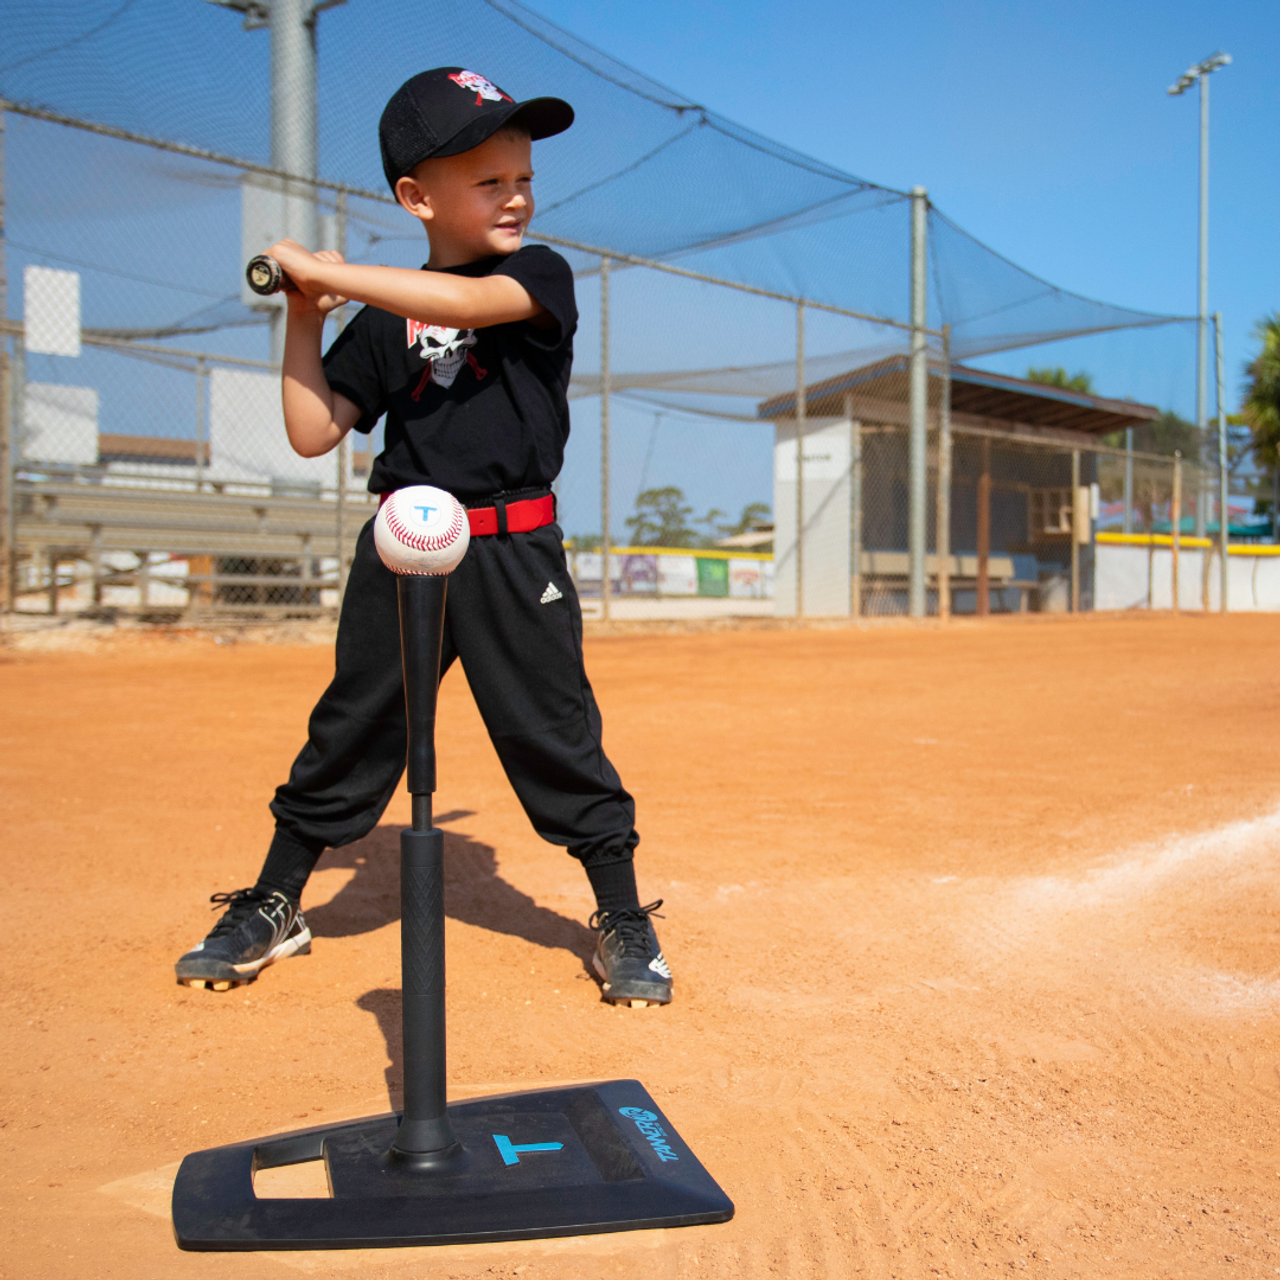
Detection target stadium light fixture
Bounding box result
[1167,51,1231,97]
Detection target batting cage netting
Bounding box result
[3,0,1259,622]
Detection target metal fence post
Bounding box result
[795,302,805,617]
[334,188,349,606]
[600,255,611,621]
[1123,427,1134,535]
[1171,452,1182,613]
[1214,311,1228,613]
[194,357,208,492]
[847,391,861,619]
[936,325,951,622]
[89,525,103,606]
[976,438,991,617]
[908,187,928,618]
[1070,449,1080,613]
[9,333,21,608]
[0,344,8,617]
[0,107,9,617]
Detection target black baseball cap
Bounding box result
[379,67,574,191]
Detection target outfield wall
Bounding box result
[1095,540,1280,612]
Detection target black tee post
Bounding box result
[389,573,461,1167]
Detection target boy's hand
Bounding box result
[269,240,349,317]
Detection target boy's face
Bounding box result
[397,131,535,267]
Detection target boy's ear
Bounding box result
[395,174,433,222]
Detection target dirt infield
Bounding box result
[3,613,1280,1279]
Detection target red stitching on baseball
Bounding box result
[384,494,465,555]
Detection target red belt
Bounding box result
[379,491,555,538]
[467,493,555,537]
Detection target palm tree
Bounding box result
[1242,313,1280,535]
[1243,313,1280,473]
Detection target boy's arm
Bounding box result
[268,239,549,333]
[279,250,363,458]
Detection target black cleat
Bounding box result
[175,888,311,991]
[590,901,672,1008]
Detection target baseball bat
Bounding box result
[245,254,297,296]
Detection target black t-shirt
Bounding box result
[322,244,577,502]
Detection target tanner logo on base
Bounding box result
[619,1107,680,1162]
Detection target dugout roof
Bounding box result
[757,357,1161,437]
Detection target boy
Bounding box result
[175,68,671,1008]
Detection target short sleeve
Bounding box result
[322,305,388,433]
[492,245,578,351]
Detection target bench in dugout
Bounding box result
[857,551,1039,615]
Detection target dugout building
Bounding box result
[760,356,1160,617]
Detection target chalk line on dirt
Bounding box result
[956,802,1280,1014]
[1014,802,1280,913]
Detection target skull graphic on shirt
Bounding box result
[407,320,477,389]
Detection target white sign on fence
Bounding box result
[209,367,334,488]
[22,383,98,464]
[24,266,81,357]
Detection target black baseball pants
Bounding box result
[268,516,638,871]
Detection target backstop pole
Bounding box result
[1123,428,1134,534]
[847,391,861,619]
[908,187,928,618]
[334,188,349,606]
[1214,312,1228,612]
[795,302,805,617]
[1070,450,1080,613]
[194,358,208,492]
[600,255,611,622]
[1171,452,1182,613]
[0,107,9,617]
[936,324,951,622]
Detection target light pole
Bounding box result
[1168,51,1230,541]
[206,0,346,362]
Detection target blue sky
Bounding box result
[513,0,1279,533]
[528,0,1276,396]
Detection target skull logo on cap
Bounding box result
[447,70,513,106]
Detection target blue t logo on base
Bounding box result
[492,1134,565,1167]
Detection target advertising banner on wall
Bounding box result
[696,558,729,597]
[657,556,699,596]
[728,559,765,598]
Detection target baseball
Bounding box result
[374,485,470,576]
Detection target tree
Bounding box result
[1027,366,1096,394]
[1141,410,1200,458]
[625,486,699,547]
[625,490,773,548]
[1242,312,1280,477]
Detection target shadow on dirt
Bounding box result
[340,816,603,1107]
[306,816,596,970]
[355,988,406,1106]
